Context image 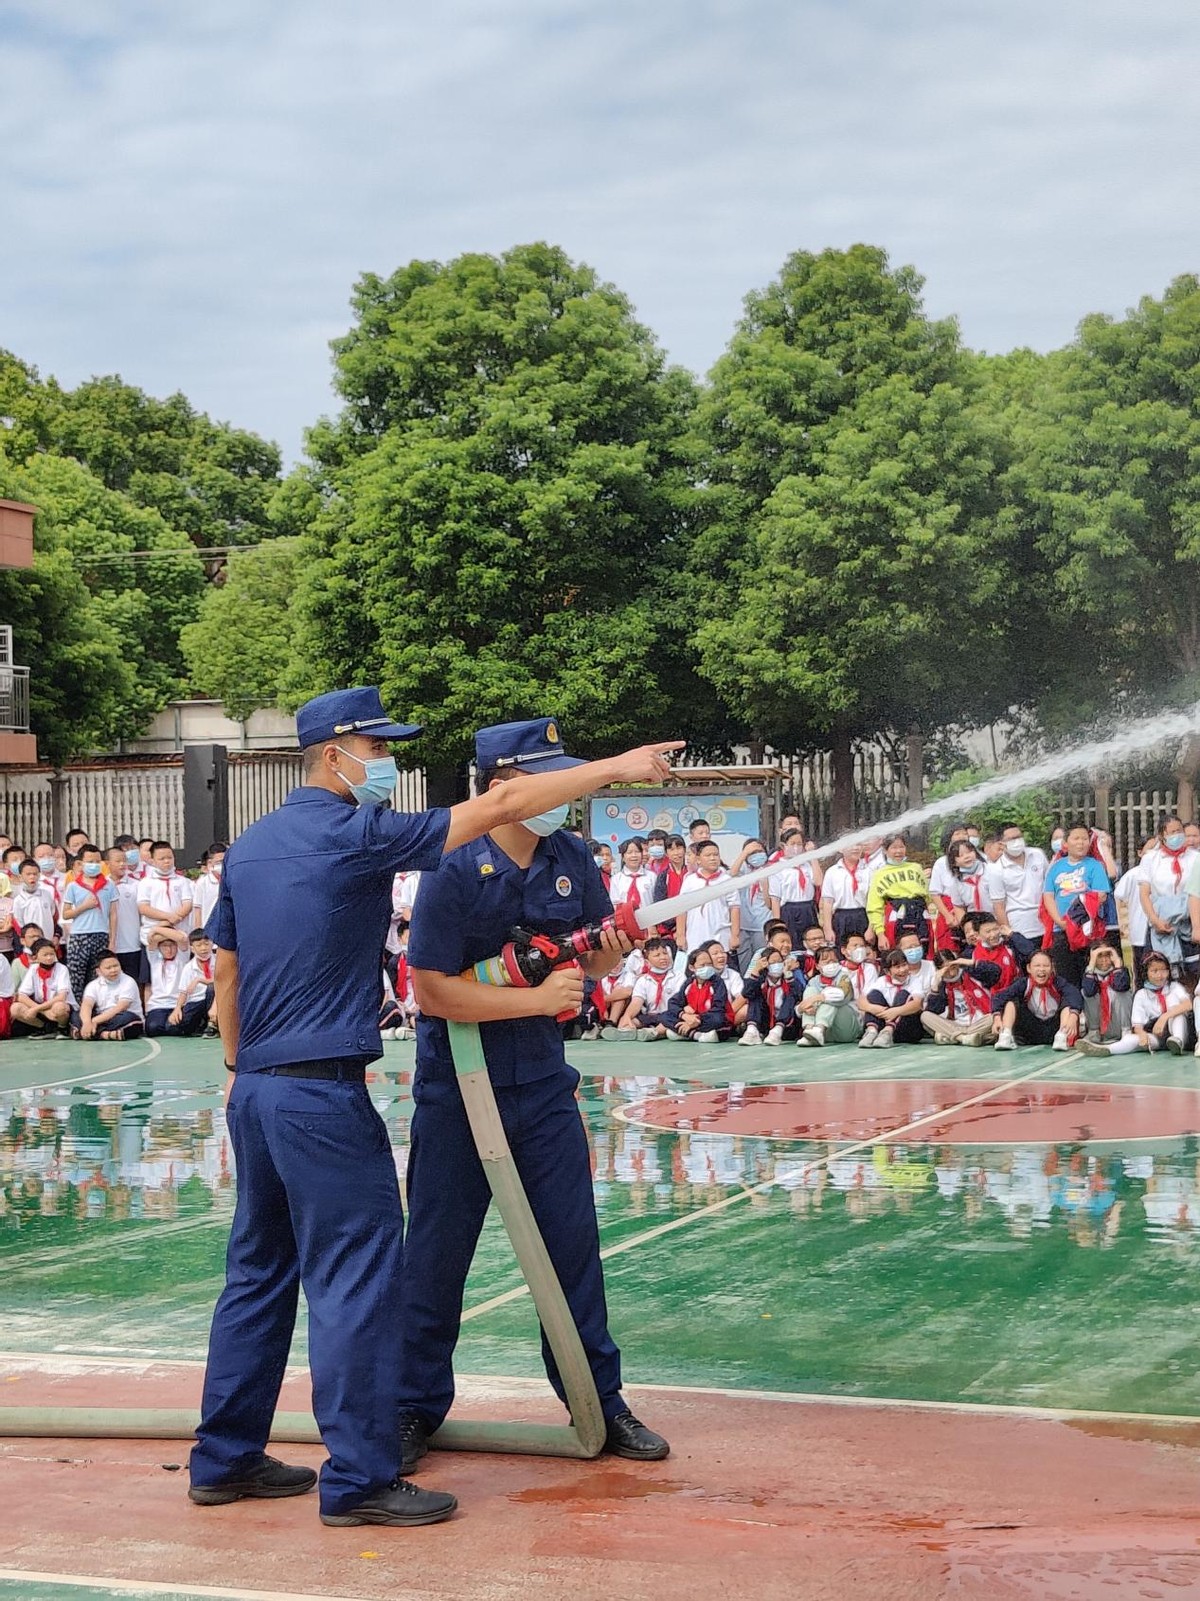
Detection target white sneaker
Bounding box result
[695,1030,720,1043]
[380,1027,397,1040]
[739,1024,762,1047]
[798,1024,825,1047]
[763,1025,784,1047]
[858,1027,879,1049]
[873,1027,894,1048]
[1167,1035,1184,1056]
[1051,1029,1069,1052]
[994,1028,1016,1051]
[580,1025,600,1041]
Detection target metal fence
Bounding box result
[0,752,431,850]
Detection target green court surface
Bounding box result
[4,1034,1200,1418]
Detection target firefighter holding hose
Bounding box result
[397,718,672,1474]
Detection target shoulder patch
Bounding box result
[555,874,573,897]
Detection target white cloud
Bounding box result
[0,0,1196,460]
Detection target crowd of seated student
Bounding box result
[559,812,1200,1055]
[0,827,224,1043]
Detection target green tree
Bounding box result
[693,246,1020,827]
[285,243,699,793]
[181,539,302,720]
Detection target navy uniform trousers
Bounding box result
[189,1071,405,1516]
[397,1066,624,1429]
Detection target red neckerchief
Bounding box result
[1153,987,1169,1016]
[765,977,790,1025]
[1162,842,1188,887]
[394,953,408,999]
[945,972,991,1021]
[846,960,870,998]
[73,871,110,895]
[1094,970,1116,1032]
[845,859,860,897]
[17,951,32,969]
[623,871,642,913]
[963,871,984,912]
[35,965,56,1004]
[646,969,672,1011]
[1025,977,1062,1019]
[197,956,214,982]
[977,942,1019,992]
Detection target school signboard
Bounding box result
[587,790,764,861]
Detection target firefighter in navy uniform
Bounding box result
[187,691,678,1529]
[397,718,670,1473]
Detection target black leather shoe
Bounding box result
[188,1454,317,1505]
[319,1477,457,1527]
[604,1410,670,1461]
[399,1411,431,1476]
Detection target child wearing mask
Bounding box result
[1079,953,1190,1056]
[612,938,682,1039]
[677,840,740,957]
[12,860,57,950]
[60,845,117,1000]
[767,828,823,947]
[1078,942,1133,1046]
[921,951,997,1047]
[796,944,861,1047]
[839,935,881,1008]
[11,940,74,1037]
[193,843,228,933]
[664,948,734,1042]
[137,842,194,944]
[740,931,802,1046]
[650,834,688,943]
[644,830,669,874]
[819,845,872,948]
[858,949,926,1048]
[897,932,937,1001]
[1116,836,1155,979]
[75,950,145,1041]
[993,951,1082,1051]
[1139,816,1199,977]
[9,922,45,989]
[113,834,144,881]
[986,826,1049,942]
[732,838,772,971]
[945,841,994,921]
[866,836,931,951]
[106,847,147,986]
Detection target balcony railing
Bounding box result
[0,665,31,733]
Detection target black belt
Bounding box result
[267,1062,367,1082]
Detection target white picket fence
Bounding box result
[1051,788,1179,872]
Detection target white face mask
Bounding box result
[819,962,840,978]
[523,804,570,837]
[1004,837,1026,856]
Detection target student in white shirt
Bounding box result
[387,870,421,956]
[896,931,936,1001]
[177,929,219,1036]
[706,940,747,1027]
[106,846,148,986]
[985,826,1049,942]
[137,841,194,945]
[11,859,57,945]
[1138,816,1200,975]
[76,950,145,1041]
[192,843,227,932]
[767,828,822,946]
[144,928,207,1037]
[609,838,657,915]
[11,940,74,1037]
[677,840,740,955]
[819,845,872,947]
[607,938,682,1039]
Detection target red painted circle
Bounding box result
[615,1079,1200,1146]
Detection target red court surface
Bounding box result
[4,1358,1200,1600]
[616,1077,1200,1146]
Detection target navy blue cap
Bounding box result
[475,718,586,774]
[295,687,422,749]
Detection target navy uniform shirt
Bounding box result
[209,788,450,1071]
[410,830,611,1086]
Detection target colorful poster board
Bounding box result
[587,792,762,861]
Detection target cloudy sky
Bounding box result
[3,0,1196,463]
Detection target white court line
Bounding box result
[0,1571,377,1601]
[461,1054,1076,1324]
[0,1039,161,1096]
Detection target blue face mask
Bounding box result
[125,849,141,867]
[693,964,716,982]
[904,948,923,964]
[1165,833,1186,851]
[523,803,570,838]
[82,862,102,878]
[334,746,398,806]
[648,844,665,859]
[747,851,767,868]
